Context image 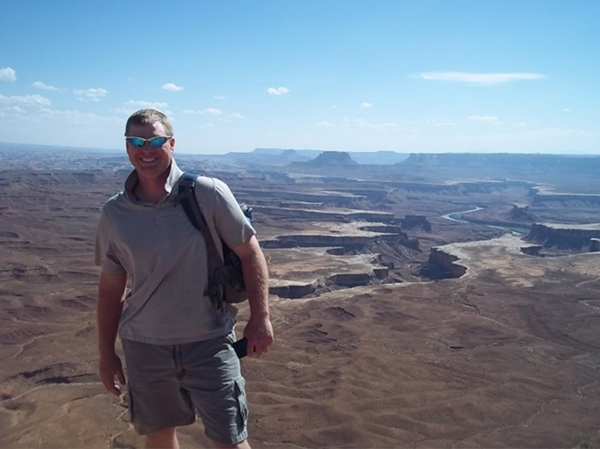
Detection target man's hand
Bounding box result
[243,314,274,357]
[99,352,126,395]
[233,236,274,357]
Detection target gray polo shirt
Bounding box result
[95,160,256,345]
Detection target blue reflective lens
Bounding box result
[149,137,169,147]
[126,137,145,147]
[126,136,170,148]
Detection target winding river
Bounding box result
[441,206,525,235]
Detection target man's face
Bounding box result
[126,121,175,181]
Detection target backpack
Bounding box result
[177,172,253,305]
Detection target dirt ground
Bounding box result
[1,161,599,448]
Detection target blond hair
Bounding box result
[125,109,173,136]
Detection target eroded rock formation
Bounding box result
[510,204,536,221]
[423,248,467,279]
[526,223,600,250]
[399,215,432,231]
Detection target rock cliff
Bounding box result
[526,223,600,250]
[422,247,467,279]
[399,215,432,231]
[532,192,600,208]
[252,206,394,223]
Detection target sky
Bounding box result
[1,0,599,155]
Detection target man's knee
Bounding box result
[145,427,178,449]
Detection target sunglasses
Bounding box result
[125,136,172,148]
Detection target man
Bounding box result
[95,109,273,449]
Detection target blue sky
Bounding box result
[1,0,598,155]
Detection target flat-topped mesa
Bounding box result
[262,232,406,249]
[261,218,416,252]
[306,151,358,166]
[532,191,600,208]
[235,189,366,208]
[399,215,432,231]
[269,281,317,299]
[526,223,600,250]
[252,206,393,223]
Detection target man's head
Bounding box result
[125,109,174,137]
[124,109,175,182]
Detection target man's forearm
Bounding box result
[241,244,270,318]
[97,295,124,356]
[97,272,127,356]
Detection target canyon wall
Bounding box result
[526,223,600,250]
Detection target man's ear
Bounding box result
[170,137,175,152]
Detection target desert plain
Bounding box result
[1,146,599,448]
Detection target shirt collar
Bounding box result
[124,159,184,204]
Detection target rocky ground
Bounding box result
[1,151,599,448]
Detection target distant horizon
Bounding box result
[1,140,598,158]
[1,1,599,155]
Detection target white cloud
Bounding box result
[315,121,336,128]
[118,100,172,116]
[469,115,502,124]
[418,72,546,85]
[361,102,373,108]
[183,108,223,115]
[0,106,27,119]
[516,122,528,127]
[354,119,400,131]
[229,112,247,120]
[0,68,16,82]
[124,100,169,109]
[561,108,571,112]
[214,96,227,100]
[267,86,290,96]
[162,83,183,92]
[0,94,51,107]
[7,106,26,114]
[32,81,61,92]
[38,108,121,125]
[74,88,108,102]
[330,105,337,109]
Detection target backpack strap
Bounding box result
[177,172,225,306]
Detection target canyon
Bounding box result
[1,146,599,448]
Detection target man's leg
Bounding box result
[145,427,179,449]
[122,341,196,444]
[181,333,250,447]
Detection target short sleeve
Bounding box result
[211,178,256,249]
[95,208,126,274]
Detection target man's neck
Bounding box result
[134,174,169,204]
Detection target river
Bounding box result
[441,206,525,235]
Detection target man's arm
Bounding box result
[97,271,127,395]
[232,235,274,356]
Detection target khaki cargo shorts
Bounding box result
[122,331,248,445]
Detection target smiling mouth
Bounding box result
[140,157,158,163]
